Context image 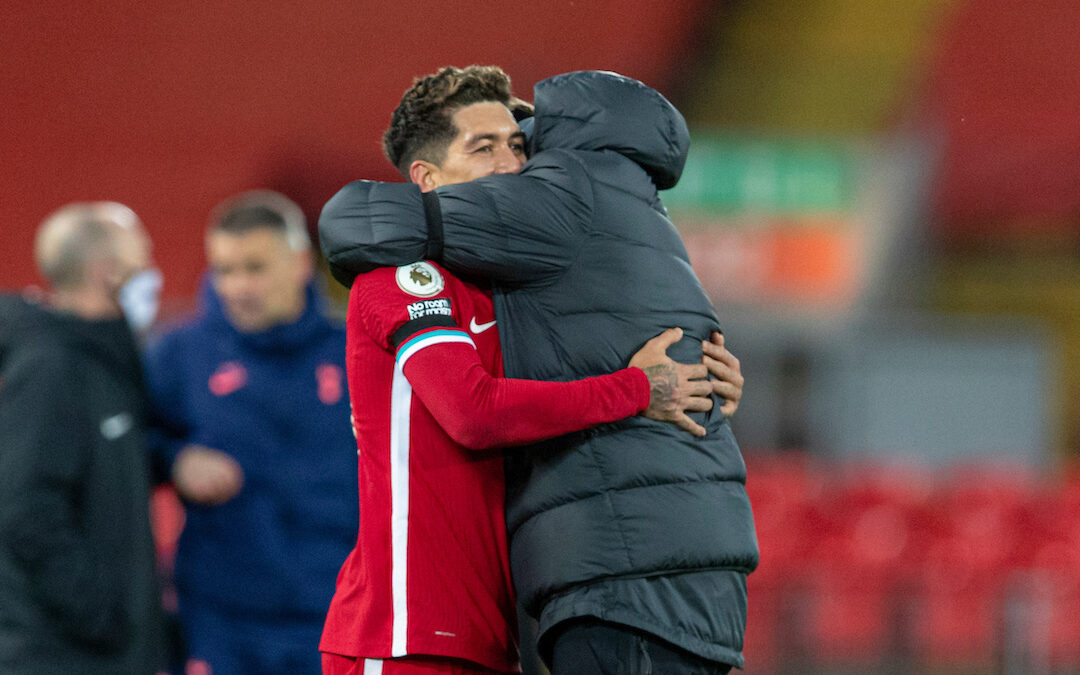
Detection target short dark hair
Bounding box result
[208,190,309,251]
[216,205,285,234]
[383,65,515,178]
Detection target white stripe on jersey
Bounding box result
[389,328,475,656]
[389,363,411,656]
[363,658,384,675]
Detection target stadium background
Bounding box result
[4,1,1080,672]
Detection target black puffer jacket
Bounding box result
[0,295,164,674]
[320,70,758,666]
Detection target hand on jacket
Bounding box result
[703,331,743,417]
[629,328,713,437]
[172,445,244,505]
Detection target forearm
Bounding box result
[404,342,649,449]
[319,159,584,287]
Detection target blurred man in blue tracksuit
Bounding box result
[144,190,357,675]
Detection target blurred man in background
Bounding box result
[320,66,756,674]
[144,191,357,675]
[0,202,165,674]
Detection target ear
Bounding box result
[97,256,126,291]
[294,248,314,283]
[409,160,440,193]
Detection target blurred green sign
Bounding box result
[664,135,857,214]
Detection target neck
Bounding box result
[50,287,122,321]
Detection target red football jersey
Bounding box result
[320,261,648,673]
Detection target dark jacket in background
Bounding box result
[0,294,164,674]
[318,70,759,667]
[143,279,358,622]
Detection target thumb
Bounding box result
[649,327,683,352]
[711,330,724,347]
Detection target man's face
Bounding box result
[419,101,526,191]
[206,228,310,332]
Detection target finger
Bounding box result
[704,356,738,386]
[701,339,725,360]
[677,363,708,381]
[706,364,740,391]
[687,380,713,397]
[644,326,683,353]
[711,331,724,346]
[720,400,738,417]
[673,413,707,437]
[684,396,714,412]
[702,342,737,367]
[702,354,733,379]
[711,381,740,401]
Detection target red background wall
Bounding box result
[1,1,711,306]
[920,0,1080,240]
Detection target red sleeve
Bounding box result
[402,340,650,450]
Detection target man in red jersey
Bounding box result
[320,66,744,675]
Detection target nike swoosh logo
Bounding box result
[469,317,497,334]
[100,412,134,441]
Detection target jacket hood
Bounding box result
[0,293,141,383]
[529,70,690,190]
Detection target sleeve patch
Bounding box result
[407,298,452,321]
[396,261,445,297]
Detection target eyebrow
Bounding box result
[463,131,526,150]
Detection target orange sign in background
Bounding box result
[680,220,862,308]
[667,135,866,313]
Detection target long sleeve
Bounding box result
[319,151,592,288]
[319,181,432,286]
[401,339,649,450]
[431,151,591,284]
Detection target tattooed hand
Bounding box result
[628,328,714,437]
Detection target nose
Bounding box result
[493,146,524,174]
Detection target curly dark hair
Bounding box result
[383,65,516,178]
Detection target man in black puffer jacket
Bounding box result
[0,202,165,674]
[321,69,758,673]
